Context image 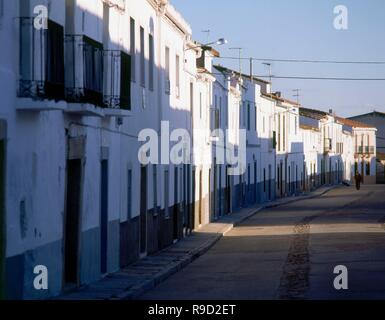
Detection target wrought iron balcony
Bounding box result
[18,18,65,101]
[103,50,131,110]
[65,35,104,107]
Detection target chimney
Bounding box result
[329,108,333,115]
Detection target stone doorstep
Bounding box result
[58,185,337,300]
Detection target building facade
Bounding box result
[0,0,378,300]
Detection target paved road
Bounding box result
[141,185,385,300]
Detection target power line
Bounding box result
[211,72,385,81]
[215,56,385,65]
[256,75,385,81]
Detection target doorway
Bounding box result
[173,168,179,241]
[0,134,5,298]
[64,159,82,285]
[100,160,108,274]
[140,166,147,255]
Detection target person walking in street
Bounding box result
[355,171,362,190]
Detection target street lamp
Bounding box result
[185,38,228,51]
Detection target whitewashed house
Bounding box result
[265,93,302,198]
[348,112,383,183]
[0,0,200,299]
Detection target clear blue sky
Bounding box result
[172,0,385,117]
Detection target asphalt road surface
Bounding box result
[141,185,385,300]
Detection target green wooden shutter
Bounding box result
[120,52,131,110]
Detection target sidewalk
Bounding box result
[58,185,336,300]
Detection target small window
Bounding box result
[263,168,266,192]
[140,26,145,87]
[165,47,170,94]
[149,34,154,91]
[175,54,180,97]
[130,18,135,82]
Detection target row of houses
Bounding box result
[0,0,378,299]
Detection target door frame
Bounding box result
[100,159,109,274]
[63,158,84,287]
[0,120,6,299]
[62,136,85,289]
[140,165,148,256]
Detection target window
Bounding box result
[153,165,157,210]
[140,27,145,87]
[277,166,280,190]
[254,104,257,132]
[149,34,154,91]
[130,18,135,82]
[165,46,170,94]
[263,169,266,192]
[175,54,180,97]
[190,82,194,112]
[20,18,65,100]
[164,170,170,218]
[127,169,132,219]
[366,162,370,176]
[247,103,251,131]
[215,109,220,130]
[120,51,131,110]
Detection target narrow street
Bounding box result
[141,185,385,300]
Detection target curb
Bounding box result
[119,185,337,300]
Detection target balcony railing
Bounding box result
[65,35,104,106]
[18,18,65,100]
[103,50,131,110]
[356,146,375,155]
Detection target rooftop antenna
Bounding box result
[201,30,211,43]
[262,62,272,94]
[229,47,243,76]
[293,89,301,106]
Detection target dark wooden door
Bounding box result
[140,166,147,254]
[64,159,82,285]
[173,168,179,240]
[0,139,5,298]
[226,166,231,214]
[100,160,108,274]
